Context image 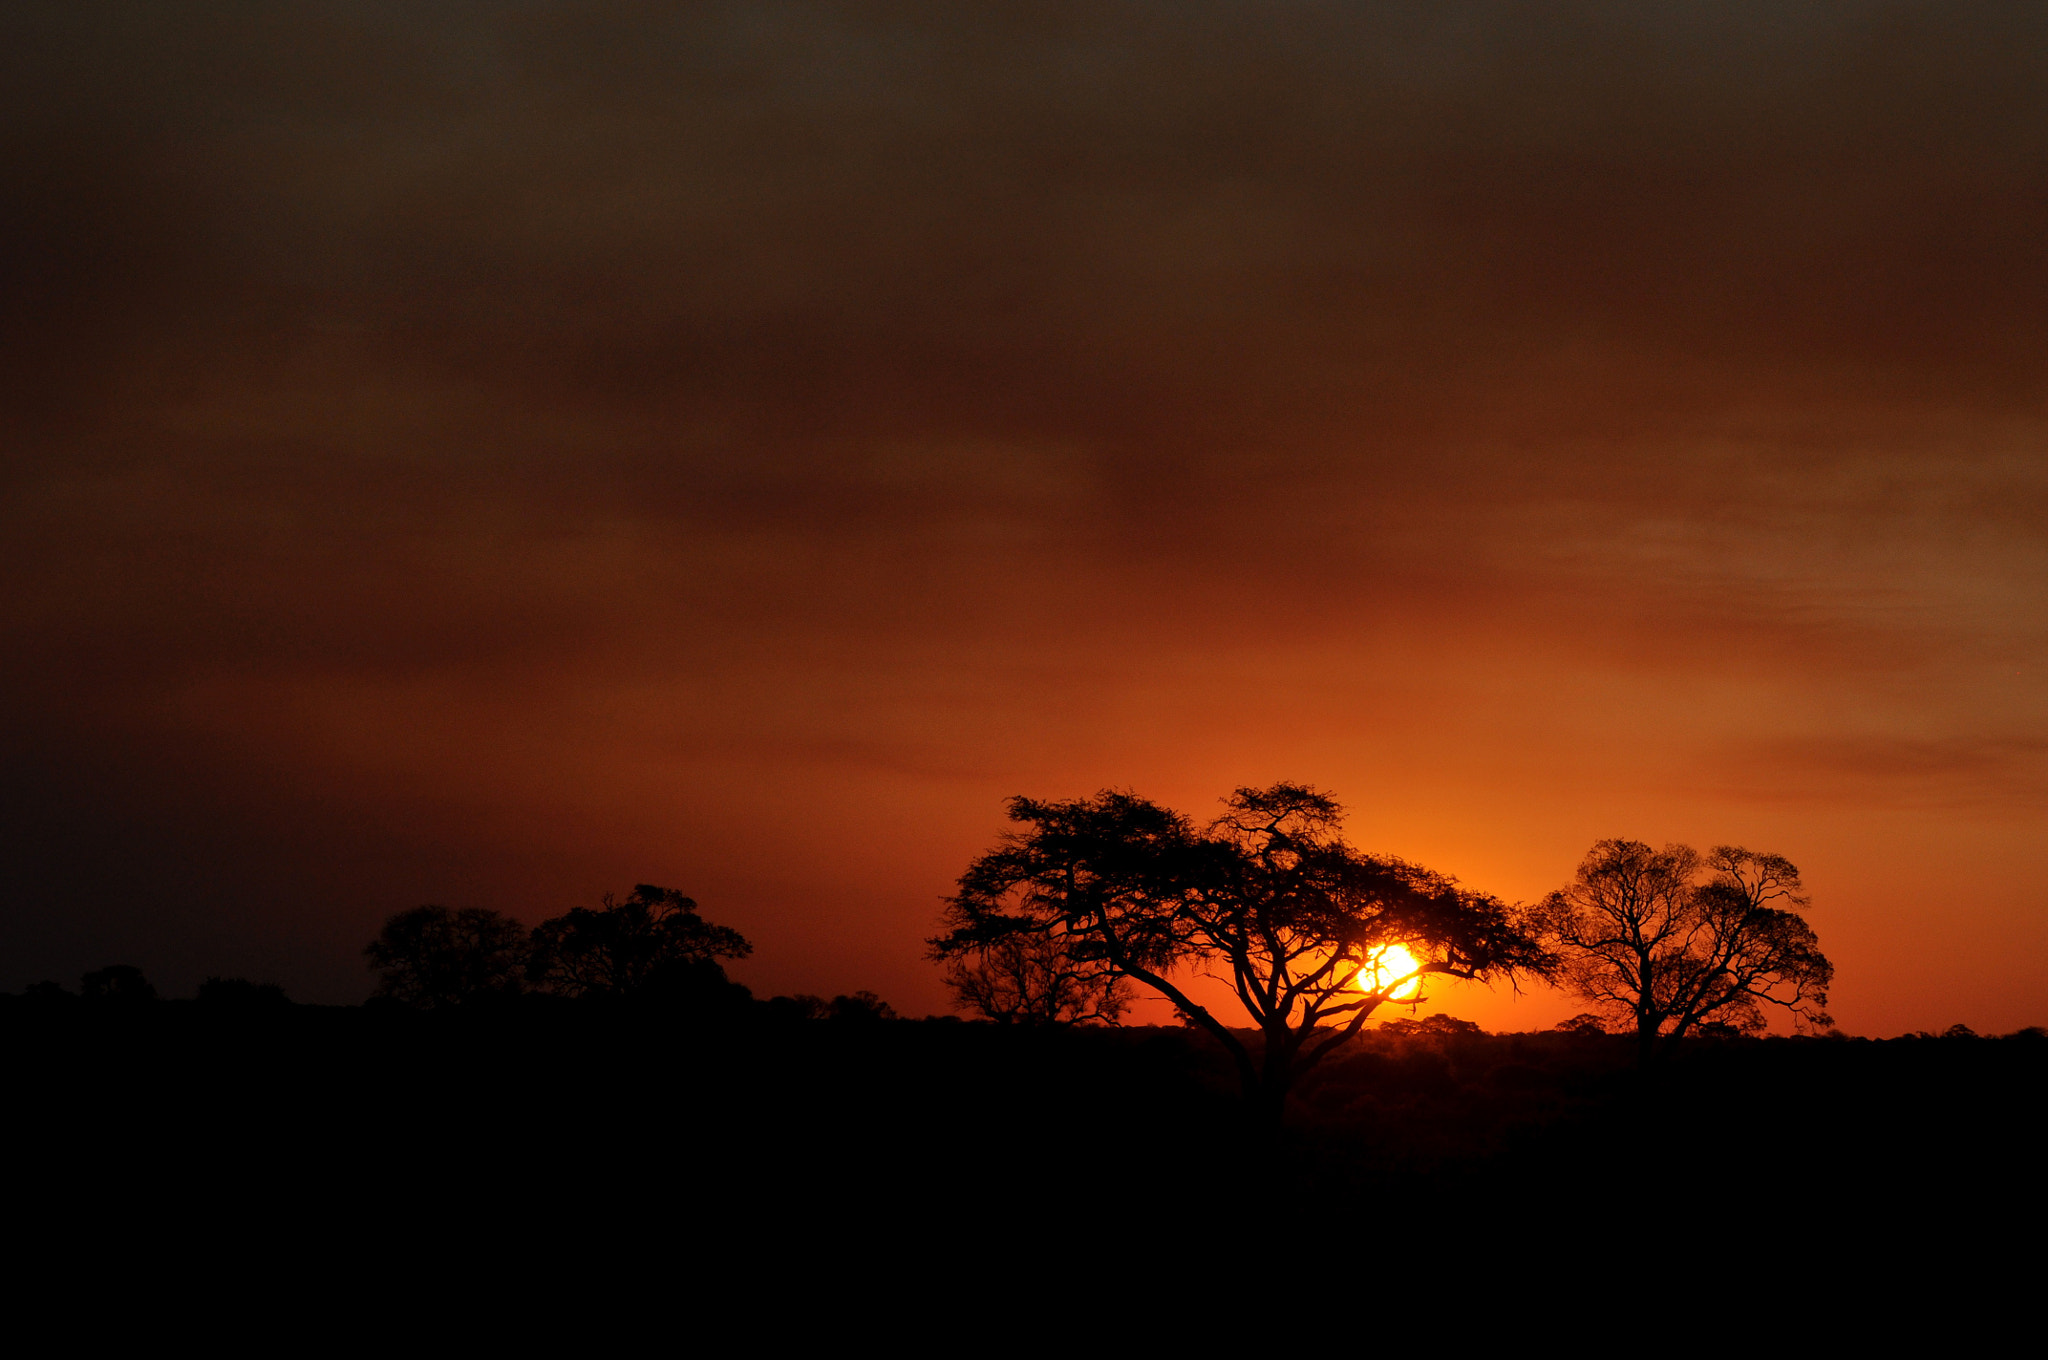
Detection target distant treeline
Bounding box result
[9,783,2037,1138]
[10,786,2043,1261]
[12,882,901,1023]
[12,964,2039,1049]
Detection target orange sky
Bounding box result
[4,3,2045,1032]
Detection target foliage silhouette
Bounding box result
[826,990,897,1023]
[80,965,157,1003]
[766,993,832,1022]
[1378,1014,1484,1039]
[1536,840,1832,1062]
[365,905,530,1008]
[528,884,752,1001]
[941,929,1132,1025]
[931,783,1549,1125]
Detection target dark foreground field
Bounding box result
[7,997,2042,1259]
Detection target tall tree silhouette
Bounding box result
[931,784,1547,1126]
[528,885,752,1000]
[1536,840,1832,1062]
[365,905,530,1007]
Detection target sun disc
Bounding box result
[1360,943,1424,1001]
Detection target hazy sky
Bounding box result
[5,2,2045,1030]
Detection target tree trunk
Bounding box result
[1240,1065,1290,1143]
[1246,1028,1296,1139]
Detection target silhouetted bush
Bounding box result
[1379,1015,1483,1039]
[636,956,754,1017]
[827,991,897,1023]
[80,965,156,1003]
[765,994,830,1022]
[366,905,529,1007]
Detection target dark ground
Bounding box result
[6,997,2041,1268]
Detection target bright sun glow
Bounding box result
[1359,944,1424,1002]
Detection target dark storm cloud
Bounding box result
[15,4,2048,409]
[5,3,2047,1006]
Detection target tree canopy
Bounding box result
[365,905,530,1008]
[1536,840,1833,1060]
[527,884,752,1000]
[931,783,1549,1124]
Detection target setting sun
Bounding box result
[1359,944,1424,1003]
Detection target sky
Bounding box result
[4,2,2045,1032]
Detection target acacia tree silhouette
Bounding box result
[931,784,1548,1127]
[528,884,752,1000]
[1536,840,1833,1063]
